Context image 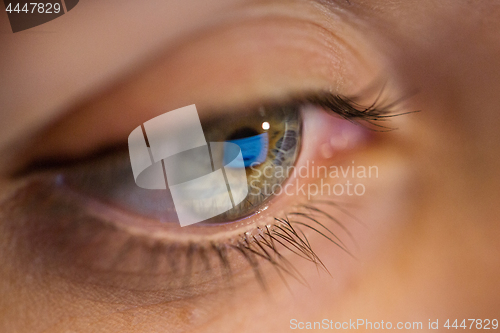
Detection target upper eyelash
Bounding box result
[304,89,419,131]
[12,89,411,178]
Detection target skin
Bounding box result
[1,0,499,332]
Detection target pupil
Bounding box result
[227,127,260,140]
[225,126,269,167]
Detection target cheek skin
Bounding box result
[319,6,500,327]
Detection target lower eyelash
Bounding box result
[2,177,358,298]
[140,200,359,291]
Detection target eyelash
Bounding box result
[218,200,362,290]
[304,87,418,131]
[174,90,412,288]
[11,89,408,293]
[14,88,411,176]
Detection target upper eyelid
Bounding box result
[9,15,372,152]
[4,10,383,182]
[0,0,369,166]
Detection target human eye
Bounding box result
[8,91,397,292]
[0,0,413,319]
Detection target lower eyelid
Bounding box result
[1,181,322,305]
[2,178,362,303]
[1,170,378,315]
[1,180,263,301]
[1,161,350,297]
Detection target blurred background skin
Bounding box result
[1,0,500,332]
